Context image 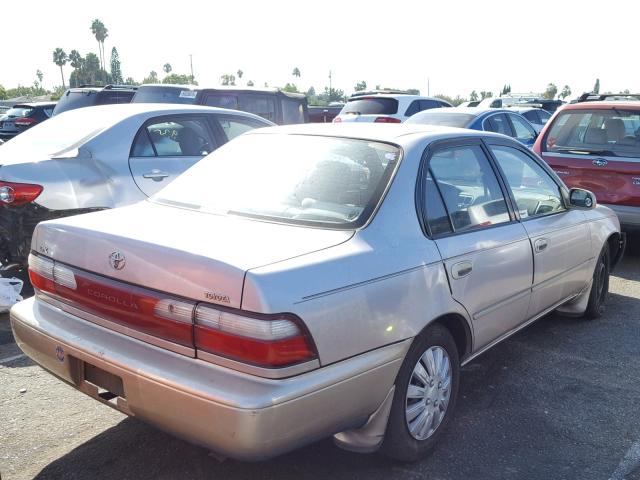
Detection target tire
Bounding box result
[584,243,610,319]
[382,323,460,462]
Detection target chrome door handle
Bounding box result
[451,261,473,279]
[534,238,548,253]
[142,170,170,181]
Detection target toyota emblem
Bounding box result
[109,251,126,270]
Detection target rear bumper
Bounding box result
[10,296,407,460]
[603,203,640,230]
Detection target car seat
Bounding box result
[604,118,626,143]
[177,127,207,156]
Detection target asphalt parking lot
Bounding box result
[1,238,639,480]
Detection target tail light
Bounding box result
[195,304,316,367]
[374,117,401,123]
[14,118,37,127]
[333,116,342,123]
[0,181,43,206]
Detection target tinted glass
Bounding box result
[405,111,475,128]
[539,110,551,123]
[509,114,536,141]
[281,98,305,124]
[238,95,277,122]
[5,107,33,118]
[96,91,135,105]
[131,129,155,156]
[203,94,238,109]
[133,86,197,104]
[52,91,97,115]
[491,145,564,218]
[154,134,401,229]
[404,101,421,117]
[217,116,265,141]
[429,145,510,232]
[420,100,441,110]
[485,114,512,136]
[342,98,399,115]
[545,109,640,158]
[424,170,453,235]
[523,111,539,123]
[146,118,214,156]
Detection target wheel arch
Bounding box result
[425,313,473,361]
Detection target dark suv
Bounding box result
[132,85,308,124]
[0,102,56,141]
[52,85,137,116]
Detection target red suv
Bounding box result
[534,95,640,230]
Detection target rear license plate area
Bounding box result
[84,362,125,401]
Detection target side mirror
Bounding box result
[569,188,596,209]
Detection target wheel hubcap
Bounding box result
[405,346,452,441]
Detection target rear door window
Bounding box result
[485,113,513,136]
[238,95,277,122]
[342,98,399,115]
[133,117,216,157]
[420,99,441,110]
[523,111,540,124]
[203,94,239,109]
[281,98,305,124]
[508,114,536,143]
[544,109,640,158]
[215,116,267,141]
[404,101,421,117]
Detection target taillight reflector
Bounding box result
[15,117,37,127]
[195,305,316,367]
[374,116,401,123]
[0,181,43,206]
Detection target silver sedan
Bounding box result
[11,124,623,462]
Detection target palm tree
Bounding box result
[292,67,301,78]
[237,69,243,79]
[53,48,68,88]
[69,50,83,70]
[90,19,108,70]
[163,63,172,74]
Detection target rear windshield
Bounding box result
[405,111,475,128]
[53,91,99,115]
[342,98,399,115]
[545,109,640,158]
[202,94,278,123]
[0,108,120,156]
[133,86,198,105]
[153,134,401,229]
[5,107,33,118]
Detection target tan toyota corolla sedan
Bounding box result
[11,124,624,462]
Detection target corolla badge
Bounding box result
[592,158,608,167]
[109,251,126,270]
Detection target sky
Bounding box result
[3,0,639,100]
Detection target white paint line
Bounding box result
[0,353,26,365]
[609,439,640,480]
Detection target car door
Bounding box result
[129,115,219,197]
[507,113,537,148]
[487,141,592,317]
[483,113,514,137]
[421,139,533,350]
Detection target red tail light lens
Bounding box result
[195,304,316,367]
[0,181,43,206]
[374,116,401,123]
[15,117,37,127]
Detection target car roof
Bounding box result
[563,101,640,111]
[347,94,439,101]
[12,102,57,108]
[246,122,512,145]
[52,103,273,125]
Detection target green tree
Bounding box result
[469,90,478,102]
[36,70,43,85]
[163,73,197,85]
[53,48,68,89]
[593,78,600,94]
[110,47,123,84]
[163,63,172,74]
[500,84,511,96]
[91,19,109,70]
[69,50,83,70]
[560,85,572,100]
[292,67,301,78]
[246,80,254,87]
[0,85,7,100]
[282,83,299,93]
[237,69,243,79]
[435,94,467,106]
[543,83,558,100]
[50,85,67,101]
[406,88,420,95]
[220,74,236,86]
[479,91,493,100]
[142,71,159,84]
[318,86,345,104]
[354,80,367,92]
[124,77,138,85]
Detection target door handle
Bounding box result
[534,238,548,253]
[451,261,473,279]
[142,170,170,182]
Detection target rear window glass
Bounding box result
[154,134,401,229]
[545,109,640,158]
[405,111,475,128]
[133,87,198,105]
[281,98,305,124]
[5,107,33,118]
[52,91,98,115]
[342,98,399,115]
[96,91,135,105]
[203,94,278,123]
